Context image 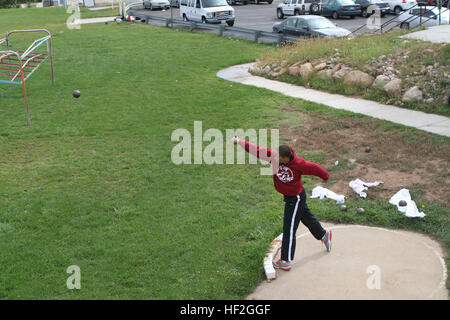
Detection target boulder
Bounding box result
[384,79,402,97]
[343,70,374,87]
[332,67,352,80]
[373,75,390,90]
[317,69,333,80]
[288,65,301,76]
[270,68,288,77]
[402,86,423,102]
[299,63,314,79]
[262,65,271,75]
[248,64,261,74]
[331,64,341,74]
[314,62,327,72]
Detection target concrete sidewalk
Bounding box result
[400,24,450,44]
[246,223,447,300]
[217,63,450,137]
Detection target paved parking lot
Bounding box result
[132,0,398,35]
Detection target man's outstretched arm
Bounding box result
[300,160,330,181]
[232,137,274,162]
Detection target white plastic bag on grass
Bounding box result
[310,186,346,204]
[389,188,425,218]
[349,178,383,198]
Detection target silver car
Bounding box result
[143,0,171,10]
[398,6,450,29]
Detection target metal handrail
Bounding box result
[348,3,419,35]
[384,5,449,32]
[128,11,301,44]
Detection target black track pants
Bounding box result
[280,188,326,262]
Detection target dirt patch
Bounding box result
[278,106,450,206]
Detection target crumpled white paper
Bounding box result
[389,188,425,218]
[349,178,383,198]
[310,186,346,204]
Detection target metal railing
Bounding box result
[349,3,449,35]
[127,11,302,44]
[382,5,449,32]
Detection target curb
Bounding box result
[264,233,283,281]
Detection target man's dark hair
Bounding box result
[278,145,293,160]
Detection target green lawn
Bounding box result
[0,7,448,299]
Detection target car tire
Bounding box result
[202,16,206,23]
[227,20,234,26]
[277,8,284,19]
[332,11,338,19]
[362,8,368,17]
[400,22,409,30]
[394,6,402,15]
[294,9,300,16]
[150,4,153,10]
[183,14,188,21]
[350,15,355,19]
[310,3,320,15]
[268,0,273,3]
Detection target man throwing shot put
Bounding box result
[232,137,332,271]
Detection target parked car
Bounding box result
[418,0,449,7]
[273,15,352,36]
[169,0,180,7]
[353,0,391,17]
[143,0,171,10]
[247,0,274,4]
[384,0,416,15]
[180,0,236,26]
[226,0,248,5]
[277,0,322,19]
[321,0,362,19]
[397,5,450,28]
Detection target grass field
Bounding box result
[0,7,449,299]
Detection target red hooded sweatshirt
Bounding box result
[238,140,329,196]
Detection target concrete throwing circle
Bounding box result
[247,223,447,300]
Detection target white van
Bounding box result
[180,0,235,26]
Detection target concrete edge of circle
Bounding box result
[264,233,283,281]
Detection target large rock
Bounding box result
[402,86,423,102]
[288,65,301,76]
[248,64,262,74]
[299,63,314,79]
[332,67,352,80]
[343,70,374,87]
[384,79,402,97]
[262,65,271,75]
[314,62,327,71]
[373,75,390,90]
[270,68,288,77]
[317,69,333,80]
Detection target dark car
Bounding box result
[273,15,351,37]
[227,0,249,4]
[418,0,449,7]
[353,0,390,17]
[247,0,273,3]
[321,0,362,19]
